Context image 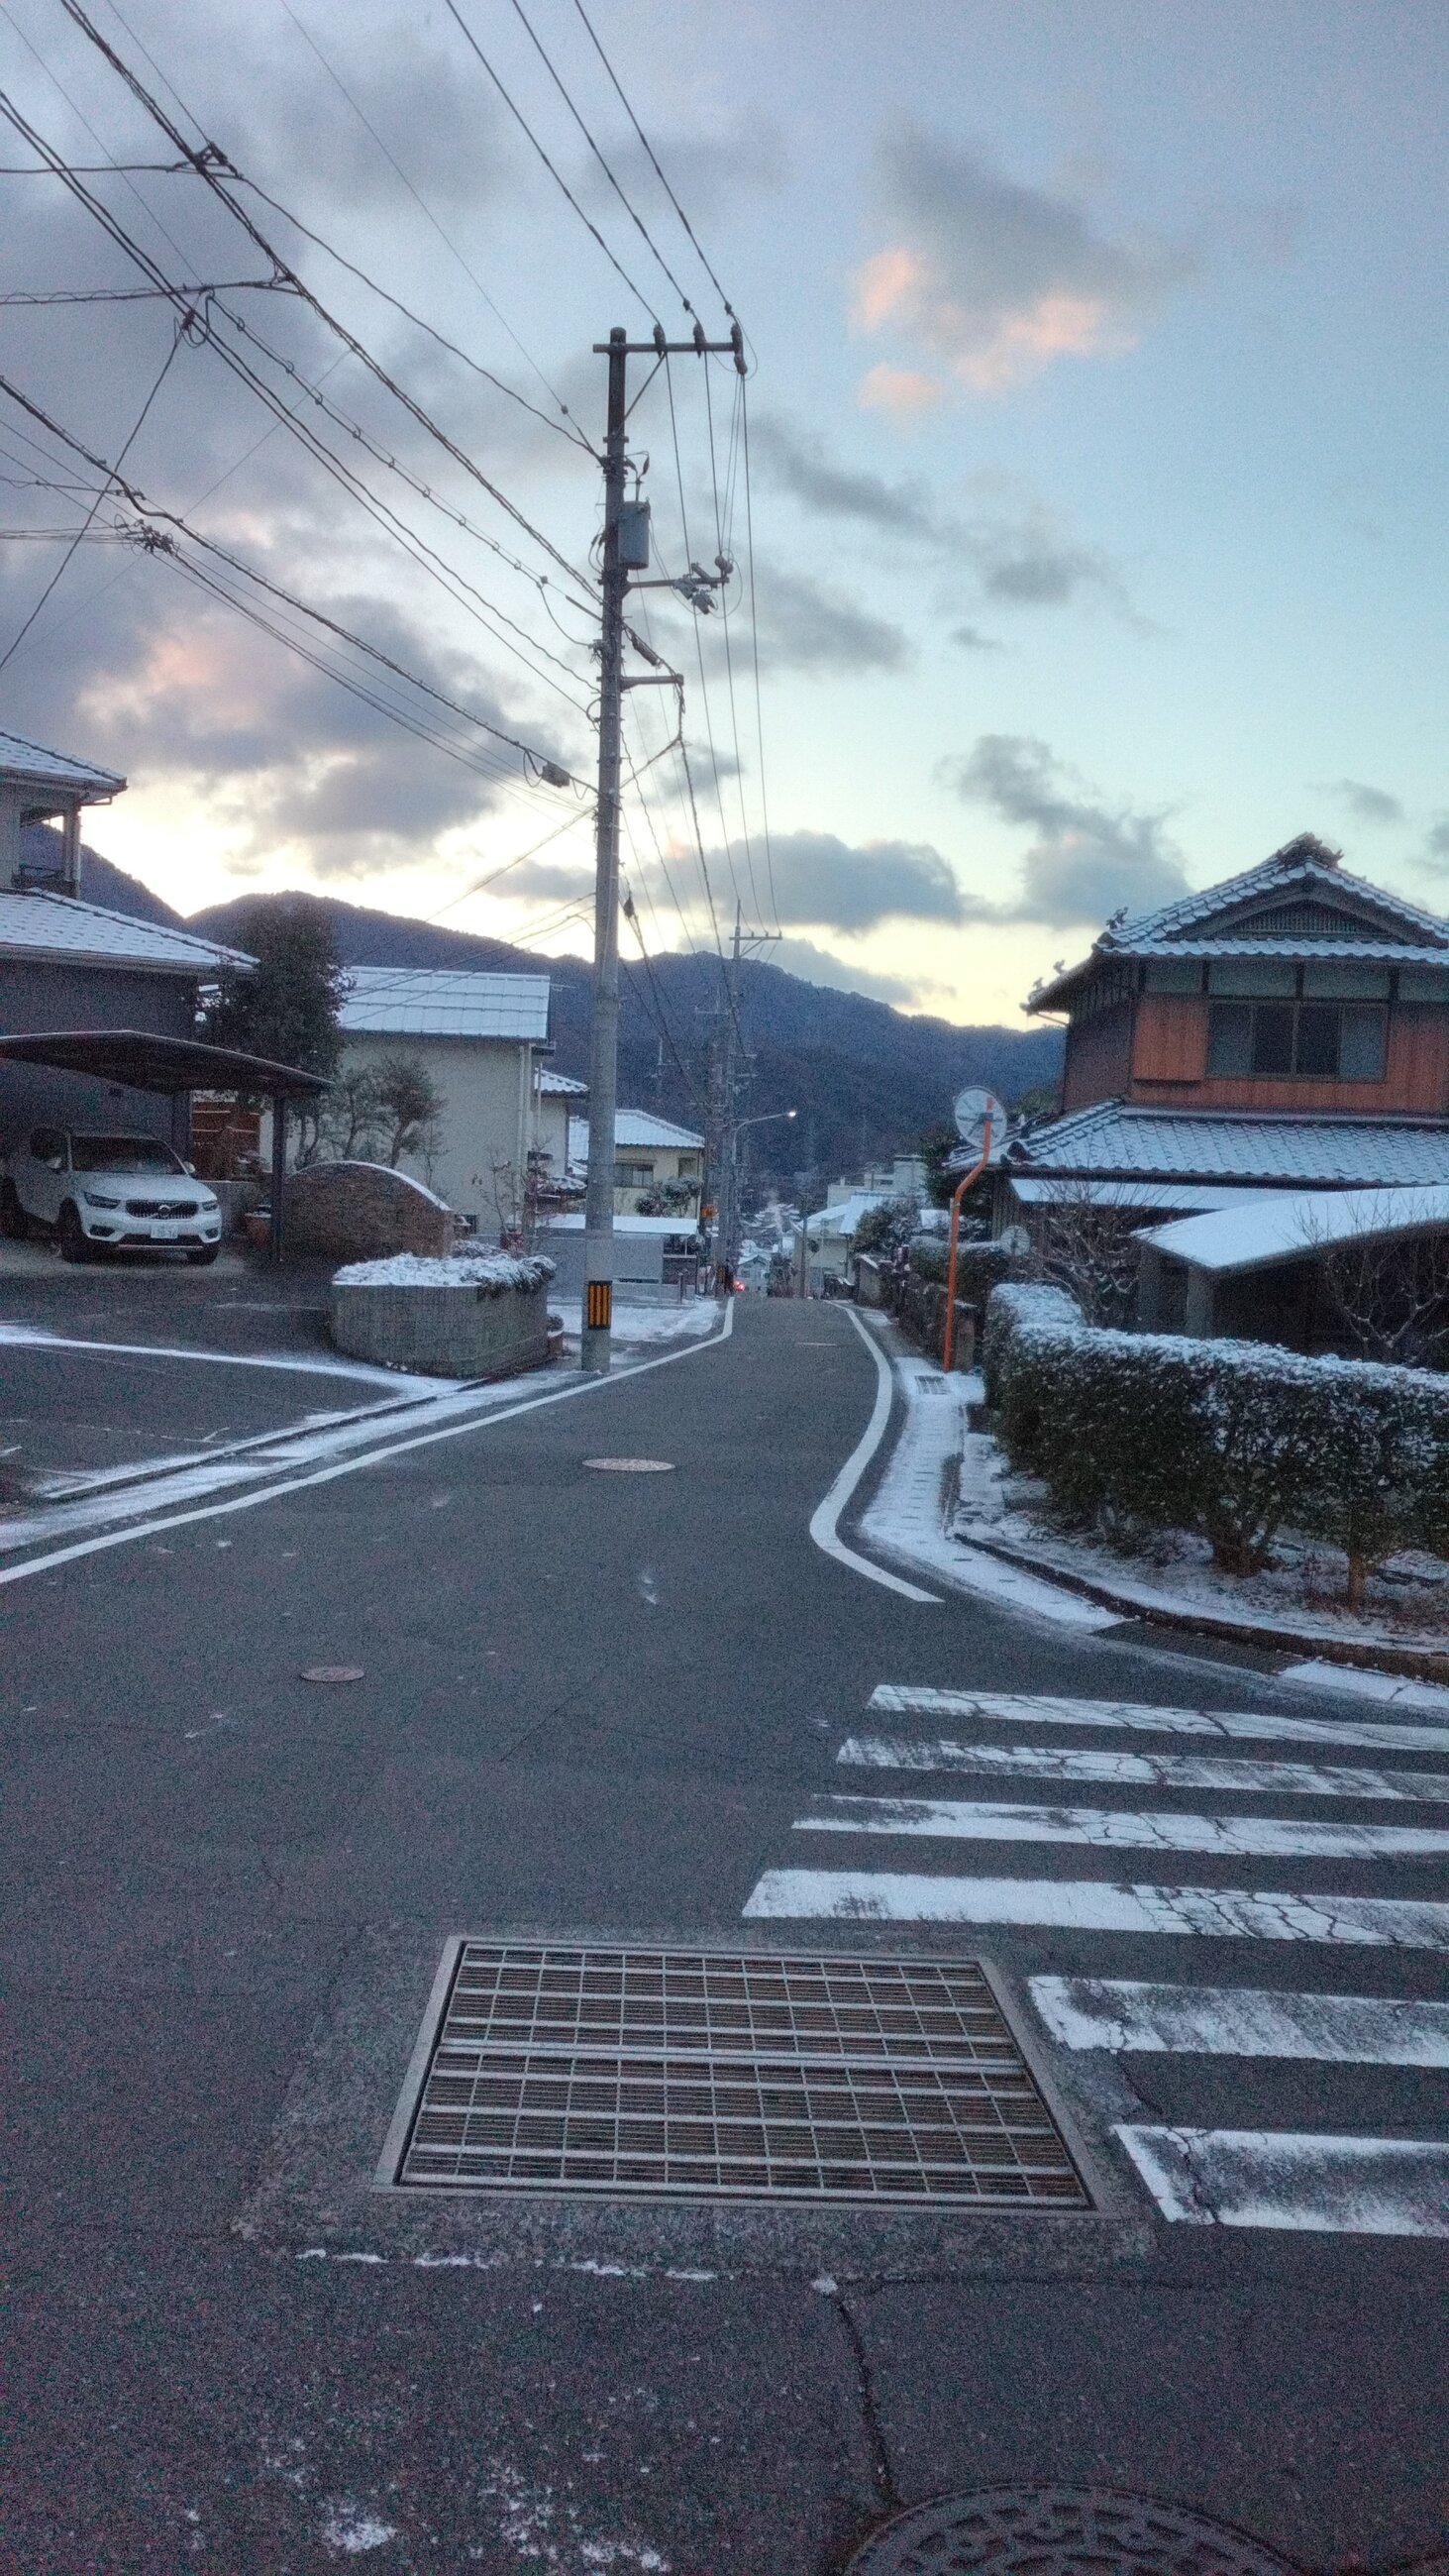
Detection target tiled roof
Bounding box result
[1028,840,1449,1010]
[338,966,551,1039]
[1005,1100,1449,1190]
[572,1110,705,1155]
[0,729,126,798]
[0,888,254,975]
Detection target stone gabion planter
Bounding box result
[330,1251,556,1381]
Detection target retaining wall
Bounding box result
[330,1276,552,1380]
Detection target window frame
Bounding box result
[1206,995,1388,1081]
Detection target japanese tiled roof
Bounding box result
[0,888,254,975]
[0,729,125,798]
[1029,834,1449,1012]
[1003,1099,1449,1190]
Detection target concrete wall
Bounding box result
[337,1031,534,1224]
[331,1276,551,1379]
[282,1160,454,1261]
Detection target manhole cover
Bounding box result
[844,2488,1301,2576]
[381,1944,1088,2207]
[300,1665,364,1684]
[582,1456,675,1472]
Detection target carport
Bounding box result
[0,1028,330,1262]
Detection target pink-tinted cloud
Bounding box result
[857,363,946,418]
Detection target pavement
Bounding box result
[3,1258,1446,2575]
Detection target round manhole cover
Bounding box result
[844,2487,1302,2576]
[582,1456,675,1472]
[300,1665,365,1684]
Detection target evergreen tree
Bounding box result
[205,897,348,1081]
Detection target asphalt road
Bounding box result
[3,1284,1446,2575]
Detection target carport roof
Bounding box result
[0,1028,331,1096]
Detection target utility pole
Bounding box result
[709,902,780,1294]
[580,318,745,1374]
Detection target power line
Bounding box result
[438,0,661,325]
[738,380,778,929]
[702,354,763,923]
[568,0,736,319]
[270,0,588,446]
[502,0,693,314]
[54,0,599,595]
[0,320,180,672]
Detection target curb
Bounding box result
[952,1516,1449,1686]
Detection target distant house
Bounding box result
[334,965,552,1229]
[571,1108,705,1214]
[0,730,255,1153]
[999,833,1449,1229]
[532,1067,586,1206]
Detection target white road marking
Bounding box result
[793,1794,1449,1861]
[1029,1977,1449,2066]
[837,1737,1449,1801]
[0,1302,733,1591]
[1113,2126,1449,2235]
[868,1688,1449,1759]
[740,1871,1449,1945]
[0,1319,445,1391]
[809,1309,941,1603]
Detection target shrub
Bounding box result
[983,1282,1449,1603]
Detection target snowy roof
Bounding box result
[1005,1100,1449,1191]
[0,729,126,801]
[536,1068,587,1097]
[807,1191,889,1239]
[1029,836,1449,1011]
[1143,1184,1449,1275]
[338,967,550,1039]
[543,1212,698,1234]
[572,1109,704,1156]
[0,888,254,975]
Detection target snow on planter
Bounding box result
[331,1249,557,1378]
[983,1281,1449,1606]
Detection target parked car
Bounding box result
[0,1128,223,1264]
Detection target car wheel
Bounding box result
[0,1182,29,1241]
[185,1246,220,1266]
[56,1203,92,1263]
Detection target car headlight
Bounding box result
[199,1195,220,1213]
[81,1190,122,1208]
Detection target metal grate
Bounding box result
[389,1945,1088,2207]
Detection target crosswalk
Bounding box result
[741,1685,1449,2236]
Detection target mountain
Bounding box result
[24,825,189,929]
[186,888,1064,1180]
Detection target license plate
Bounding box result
[152,1223,181,1239]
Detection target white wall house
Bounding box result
[532,1067,586,1197]
[571,1107,705,1213]
[335,967,551,1229]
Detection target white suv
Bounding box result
[1,1128,224,1264]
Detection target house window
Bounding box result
[1207,1001,1387,1080]
[614,1160,655,1188]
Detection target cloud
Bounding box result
[1322,778,1404,825]
[750,415,940,540]
[1425,817,1449,863]
[965,502,1126,608]
[951,624,1002,653]
[945,733,1190,925]
[857,124,1190,394]
[752,571,911,675]
[858,365,946,419]
[764,937,923,1006]
[635,828,969,935]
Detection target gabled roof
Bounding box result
[536,1068,587,1097]
[1004,1099,1449,1191]
[338,966,550,1039]
[0,888,254,975]
[1028,834,1449,1012]
[0,729,126,801]
[571,1109,705,1155]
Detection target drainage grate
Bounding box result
[843,2487,1301,2576]
[386,1945,1088,2206]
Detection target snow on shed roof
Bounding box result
[544,1211,698,1234]
[536,1068,586,1096]
[1143,1184,1449,1275]
[571,1109,704,1154]
[0,887,254,974]
[0,729,126,799]
[807,1191,889,1239]
[1005,1101,1449,1191]
[338,966,550,1038]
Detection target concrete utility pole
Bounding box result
[708,902,779,1295]
[581,320,746,1375]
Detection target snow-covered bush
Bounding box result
[333,1250,555,1292]
[983,1281,1449,1602]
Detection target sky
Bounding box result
[2,0,1448,1027]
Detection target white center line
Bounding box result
[837,1738,1449,1801]
[1028,1977,1449,2066]
[1114,2126,1449,2235]
[868,1688,1449,1759]
[741,1871,1449,1945]
[792,1794,1449,1861]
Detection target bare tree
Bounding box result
[1299,1198,1449,1370]
[315,1065,386,1163]
[1030,1180,1142,1328]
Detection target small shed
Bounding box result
[1138,1184,1449,1350]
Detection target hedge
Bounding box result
[983,1282,1449,1601]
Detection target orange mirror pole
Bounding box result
[942,1112,992,1374]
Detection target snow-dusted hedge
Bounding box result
[333,1249,555,1292]
[983,1281,1449,1595]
